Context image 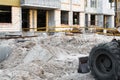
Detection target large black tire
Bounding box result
[89,42,120,80]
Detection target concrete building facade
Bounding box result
[85,0,115,28]
[0,0,116,32]
[0,0,85,32]
[0,0,21,32]
[21,0,62,32]
[21,0,85,31]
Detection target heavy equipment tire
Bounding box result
[89,42,120,80]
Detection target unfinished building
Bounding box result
[21,0,61,32]
[21,0,85,32]
[85,0,115,28]
[0,0,116,32]
[0,0,85,32]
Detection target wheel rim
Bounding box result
[96,54,112,74]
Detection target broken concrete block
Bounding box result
[24,45,53,63]
[0,45,12,62]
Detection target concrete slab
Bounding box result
[0,45,12,62]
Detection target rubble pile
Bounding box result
[0,33,117,80]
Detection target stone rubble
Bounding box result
[0,33,118,80]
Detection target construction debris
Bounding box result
[0,33,118,80]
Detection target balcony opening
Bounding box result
[37,10,46,31]
[0,6,11,23]
[22,9,30,31]
[91,14,96,25]
[61,11,69,25]
[73,12,79,25]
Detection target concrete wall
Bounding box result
[102,0,114,15]
[61,0,70,11]
[0,7,22,32]
[61,0,84,12]
[61,0,85,27]
[72,0,84,12]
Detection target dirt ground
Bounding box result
[0,32,118,80]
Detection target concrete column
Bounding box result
[12,7,22,31]
[49,10,60,31]
[69,11,73,26]
[48,10,61,31]
[88,14,91,27]
[54,10,61,31]
[109,16,114,28]
[48,10,55,27]
[95,15,98,26]
[29,9,37,31]
[29,10,33,31]
[46,11,49,32]
[34,10,37,31]
[80,12,85,27]
[54,10,61,27]
[97,15,104,27]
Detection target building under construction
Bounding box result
[85,0,115,28]
[0,0,117,32]
[0,0,85,32]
